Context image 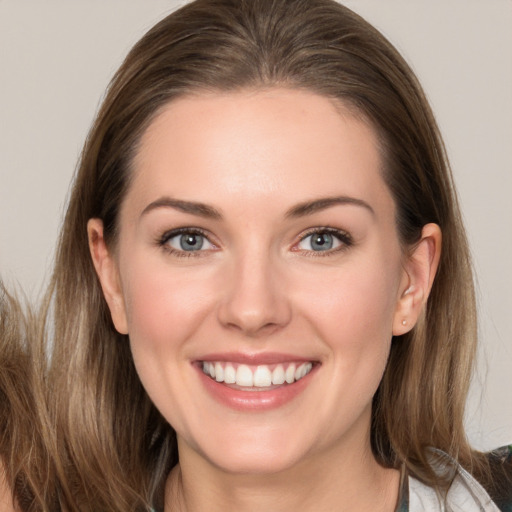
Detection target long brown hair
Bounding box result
[0,282,67,511]
[42,0,484,509]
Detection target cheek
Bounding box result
[294,254,402,390]
[120,255,218,358]
[119,254,223,425]
[301,259,400,339]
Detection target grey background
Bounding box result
[0,0,511,450]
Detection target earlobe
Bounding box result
[87,218,129,335]
[393,223,442,336]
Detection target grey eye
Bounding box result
[167,232,213,252]
[298,231,342,251]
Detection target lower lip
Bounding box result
[196,364,317,411]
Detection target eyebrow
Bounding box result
[285,196,375,218]
[140,195,374,221]
[141,197,223,220]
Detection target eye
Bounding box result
[296,228,351,253]
[160,229,215,254]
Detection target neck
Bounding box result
[164,431,400,512]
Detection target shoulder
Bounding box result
[487,445,512,466]
[485,445,512,512]
[407,447,512,512]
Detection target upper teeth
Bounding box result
[202,362,313,387]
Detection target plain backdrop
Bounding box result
[0,0,511,451]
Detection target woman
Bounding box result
[36,0,510,510]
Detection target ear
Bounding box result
[87,218,128,334]
[392,223,442,335]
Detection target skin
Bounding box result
[0,464,16,512]
[89,88,441,511]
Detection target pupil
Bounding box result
[180,233,203,251]
[312,233,333,251]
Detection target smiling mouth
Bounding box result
[201,361,314,389]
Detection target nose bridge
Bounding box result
[217,242,291,336]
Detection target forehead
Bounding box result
[125,88,394,221]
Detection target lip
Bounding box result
[194,352,319,411]
[197,352,314,365]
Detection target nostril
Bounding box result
[216,264,293,335]
[217,298,292,336]
[223,318,281,337]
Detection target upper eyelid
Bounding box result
[297,227,351,242]
[159,227,218,249]
[161,227,211,240]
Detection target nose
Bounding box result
[217,250,292,338]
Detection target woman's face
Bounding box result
[95,89,418,474]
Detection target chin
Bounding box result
[190,428,311,475]
[211,449,304,476]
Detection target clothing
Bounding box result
[396,445,512,511]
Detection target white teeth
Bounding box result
[272,365,286,385]
[224,363,236,384]
[285,364,296,384]
[201,361,314,387]
[253,365,272,387]
[295,363,309,380]
[236,364,253,387]
[214,362,224,382]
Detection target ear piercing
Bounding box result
[401,319,407,326]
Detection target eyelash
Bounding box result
[157,227,215,258]
[294,227,353,257]
[157,226,353,258]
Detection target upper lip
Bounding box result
[195,352,317,365]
